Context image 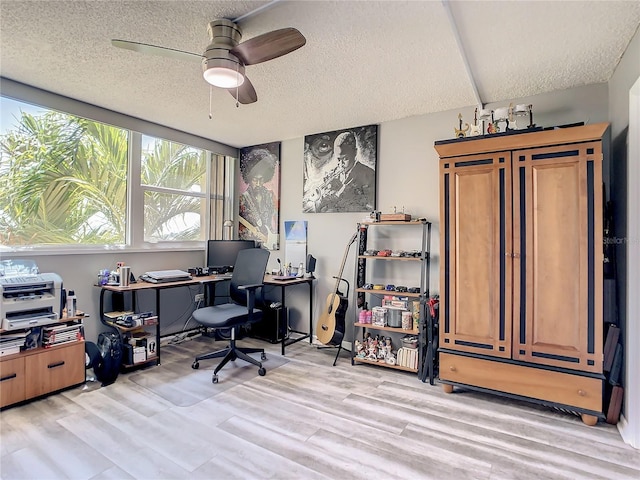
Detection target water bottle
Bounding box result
[66,290,77,317]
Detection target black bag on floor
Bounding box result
[94,331,123,386]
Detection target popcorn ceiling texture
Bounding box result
[1,0,638,148]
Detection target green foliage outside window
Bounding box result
[0,105,211,247]
[0,111,128,245]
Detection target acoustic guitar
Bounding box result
[316,231,358,346]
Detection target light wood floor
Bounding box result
[1,335,639,480]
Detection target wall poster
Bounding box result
[303,124,378,213]
[238,142,280,250]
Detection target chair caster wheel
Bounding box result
[258,367,266,376]
[192,362,199,369]
[261,353,267,360]
[212,375,219,383]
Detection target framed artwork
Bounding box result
[284,220,307,270]
[303,124,378,213]
[238,142,281,250]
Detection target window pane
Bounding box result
[141,135,207,242]
[0,97,127,246]
[143,191,205,242]
[141,135,206,191]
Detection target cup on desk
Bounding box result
[119,266,131,287]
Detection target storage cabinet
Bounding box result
[0,318,85,409]
[351,220,433,380]
[24,341,85,399]
[436,123,608,425]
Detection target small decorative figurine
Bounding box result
[469,107,482,136]
[454,113,470,138]
[506,103,517,131]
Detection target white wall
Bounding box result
[608,25,640,448]
[277,83,609,343]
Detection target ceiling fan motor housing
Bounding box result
[202,19,245,88]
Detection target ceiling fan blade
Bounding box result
[228,76,257,104]
[111,39,202,63]
[230,28,306,66]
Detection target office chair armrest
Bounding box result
[238,283,265,321]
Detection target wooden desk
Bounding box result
[98,274,314,361]
[98,275,228,366]
[263,275,315,355]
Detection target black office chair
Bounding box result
[191,247,270,383]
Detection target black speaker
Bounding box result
[306,254,316,276]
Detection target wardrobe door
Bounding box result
[440,152,512,359]
[512,142,603,373]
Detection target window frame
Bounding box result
[0,78,238,256]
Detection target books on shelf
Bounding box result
[0,332,27,356]
[396,347,418,369]
[43,323,83,347]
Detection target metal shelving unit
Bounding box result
[351,219,436,383]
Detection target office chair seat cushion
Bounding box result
[192,304,263,328]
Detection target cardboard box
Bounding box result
[133,346,146,364]
[380,213,411,222]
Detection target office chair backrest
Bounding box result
[229,247,269,305]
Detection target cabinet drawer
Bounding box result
[25,342,85,400]
[440,352,602,412]
[0,356,26,408]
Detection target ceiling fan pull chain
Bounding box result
[235,62,240,108]
[209,86,213,119]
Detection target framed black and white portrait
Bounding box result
[303,124,378,213]
[239,142,280,250]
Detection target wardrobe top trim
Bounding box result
[434,122,609,159]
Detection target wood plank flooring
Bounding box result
[1,335,639,480]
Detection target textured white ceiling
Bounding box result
[1,0,639,148]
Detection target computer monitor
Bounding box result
[206,240,256,272]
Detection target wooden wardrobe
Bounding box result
[435,123,609,425]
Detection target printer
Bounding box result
[0,273,63,331]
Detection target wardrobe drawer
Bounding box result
[440,353,602,412]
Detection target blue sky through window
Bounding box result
[1,97,45,135]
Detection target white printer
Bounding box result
[0,273,63,331]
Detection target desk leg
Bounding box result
[280,285,287,356]
[279,280,314,356]
[155,289,161,365]
[308,281,313,345]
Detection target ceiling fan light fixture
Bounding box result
[202,48,245,88]
[203,66,245,88]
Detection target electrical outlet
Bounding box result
[194,293,205,303]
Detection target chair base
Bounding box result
[192,328,266,381]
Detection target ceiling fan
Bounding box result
[111,19,306,105]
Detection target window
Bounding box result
[0,95,234,250]
[141,135,207,242]
[0,98,128,246]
